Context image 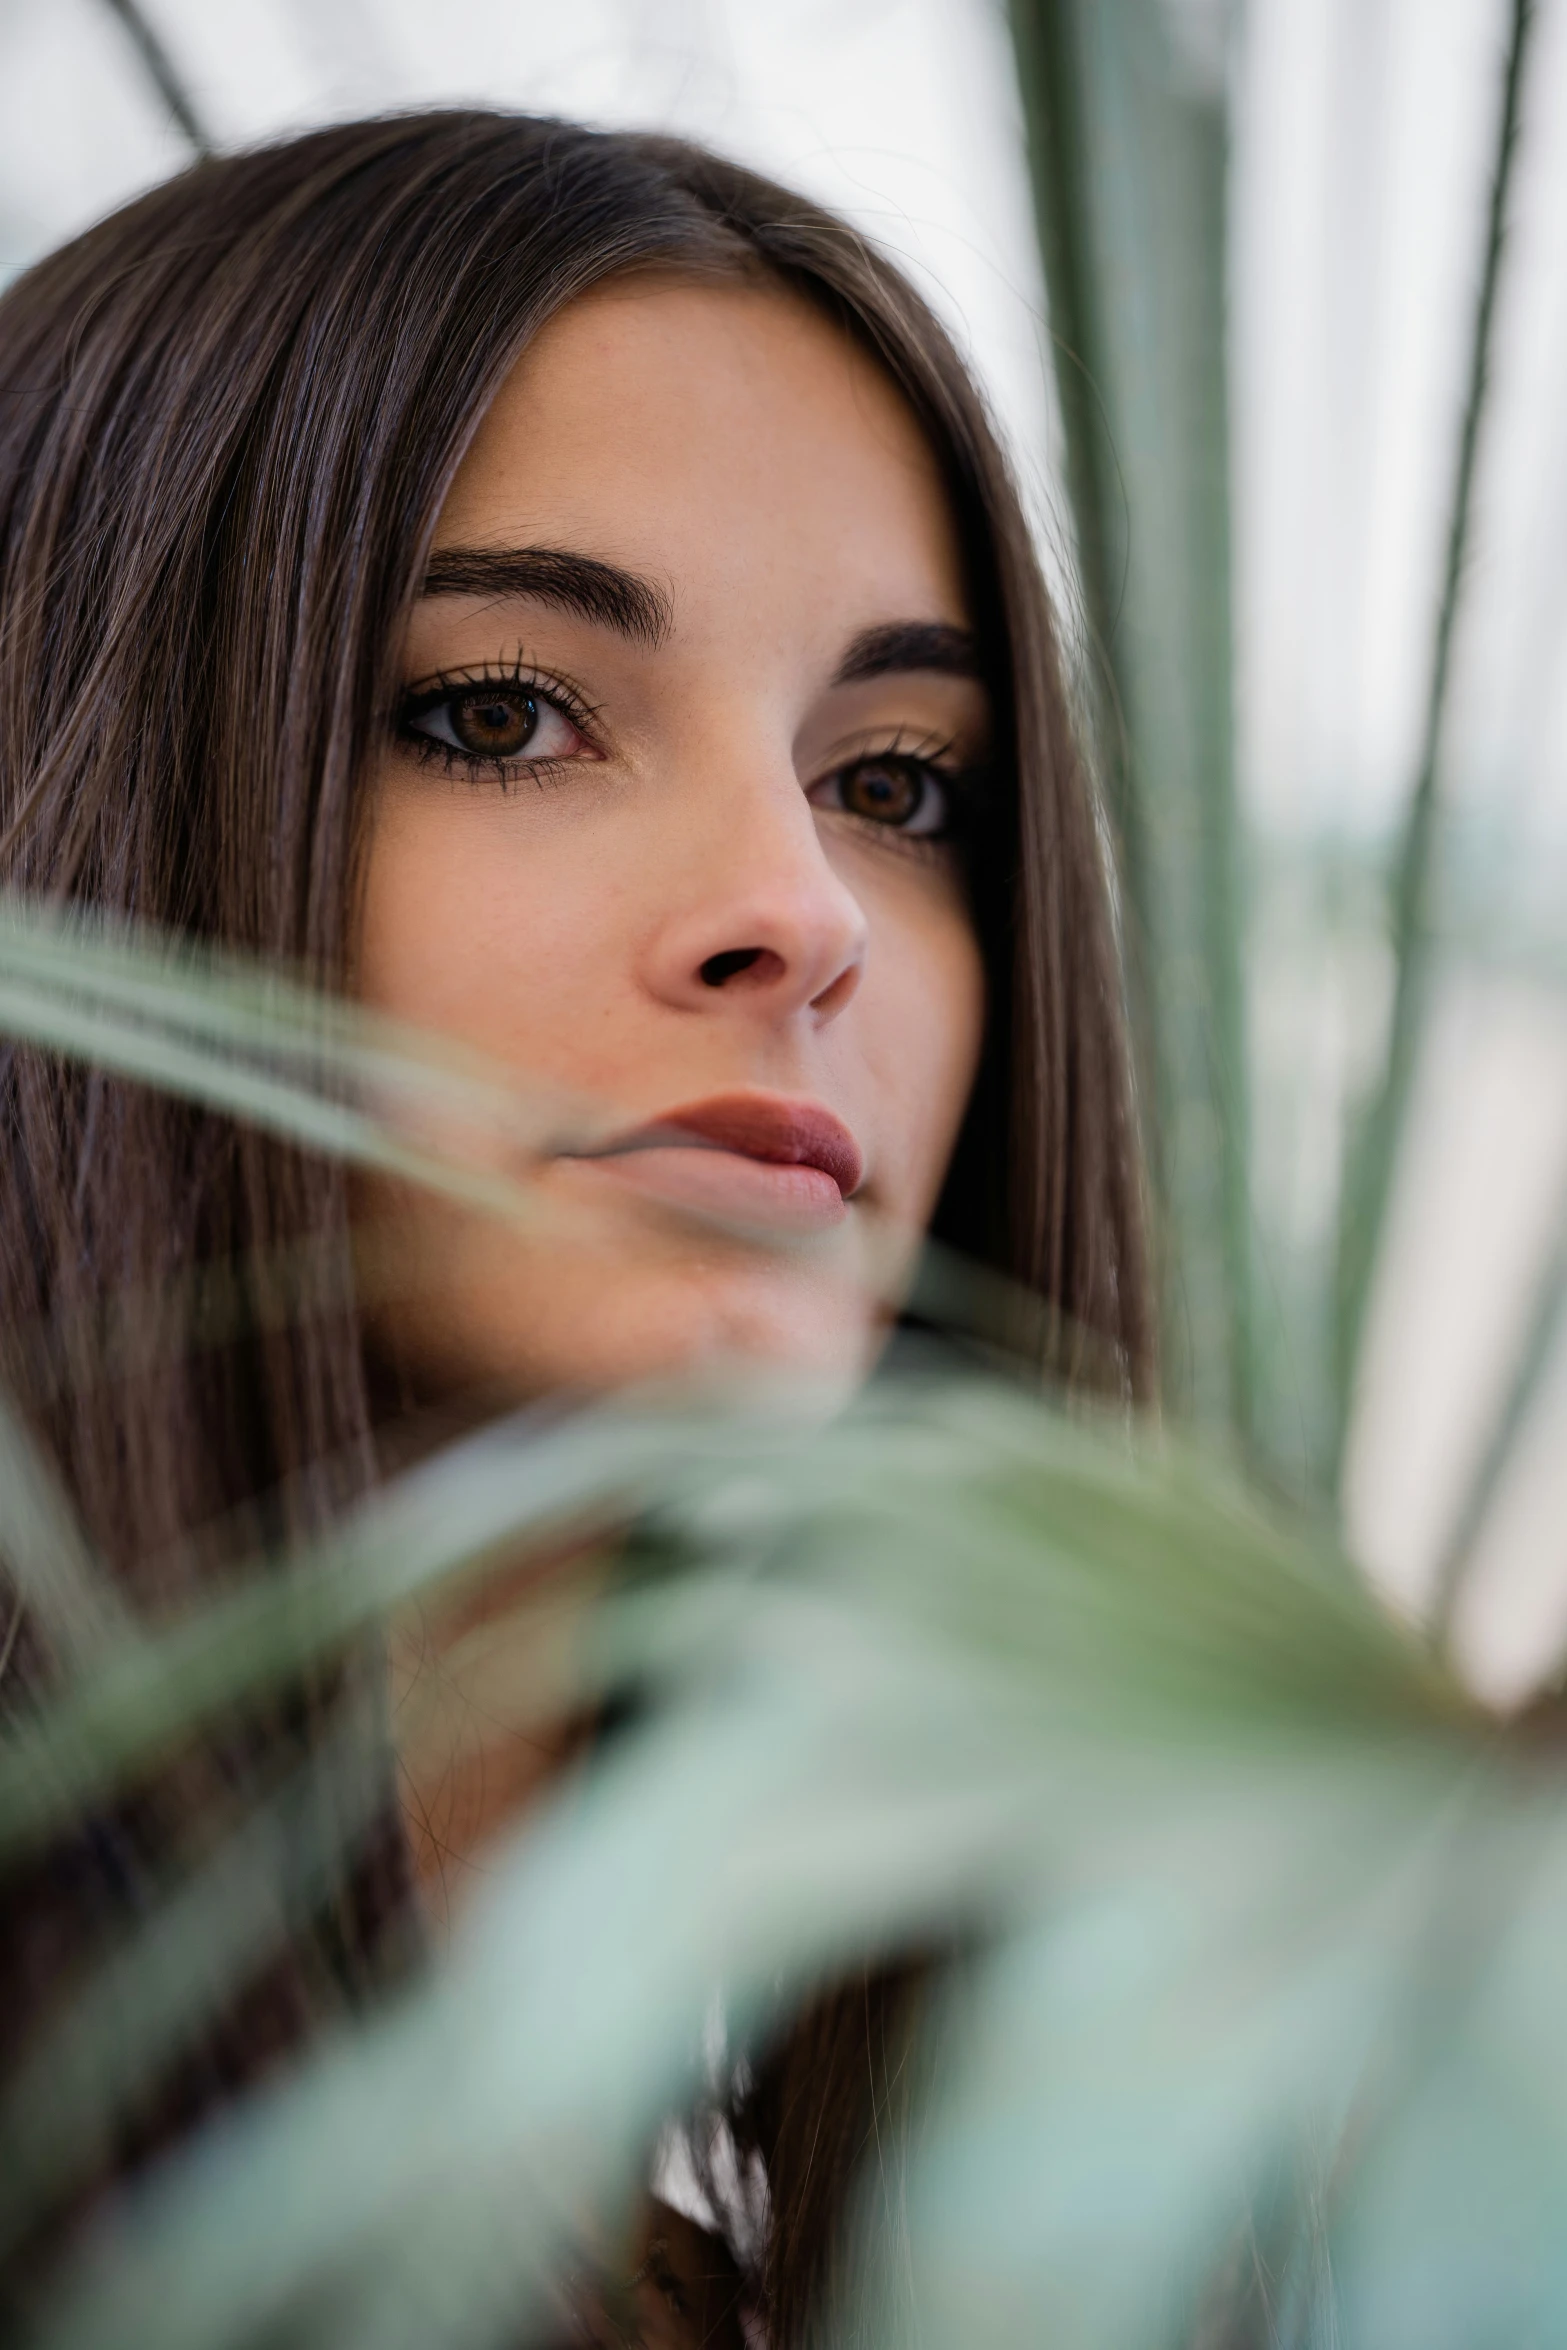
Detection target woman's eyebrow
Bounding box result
[831,620,981,686]
[422,546,672,647]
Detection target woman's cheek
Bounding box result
[357,781,627,1086]
[853,860,986,1228]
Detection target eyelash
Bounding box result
[810,733,980,855]
[394,664,983,844]
[395,659,600,784]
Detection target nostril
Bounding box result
[700,947,765,989]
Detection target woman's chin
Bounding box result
[549,1271,878,1397]
[364,1234,881,1411]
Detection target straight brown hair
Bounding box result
[0,111,1150,2339]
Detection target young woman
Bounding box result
[0,111,1150,2344]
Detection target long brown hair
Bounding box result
[0,111,1149,2337]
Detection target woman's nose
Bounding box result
[642,774,868,1024]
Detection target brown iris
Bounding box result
[449,688,539,758]
[840,757,924,826]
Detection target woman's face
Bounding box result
[358,274,988,1401]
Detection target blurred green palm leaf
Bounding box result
[14,1349,1567,2350]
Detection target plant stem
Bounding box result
[1331,0,1536,1468]
[1006,0,1253,1446]
[1429,1177,1567,1645]
[98,0,212,157]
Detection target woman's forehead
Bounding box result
[432,275,971,638]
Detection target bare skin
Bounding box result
[361,277,989,1949]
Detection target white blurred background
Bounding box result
[0,0,1563,1700]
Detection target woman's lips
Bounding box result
[560,1092,864,1234]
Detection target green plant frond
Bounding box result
[1330,0,1539,1458]
[1429,1170,1567,1648]
[0,903,545,1225]
[1327,1810,1567,2344]
[685,1377,1465,1736]
[0,1389,130,1674]
[0,1399,686,1862]
[12,1368,1547,2350]
[1007,0,1252,1444]
[0,1716,393,2262]
[0,898,526,1110]
[0,897,943,1288]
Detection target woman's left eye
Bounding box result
[809,754,950,837]
[400,682,588,768]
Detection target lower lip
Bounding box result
[562,1145,850,1234]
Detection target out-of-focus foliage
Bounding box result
[1007,3,1566,1714]
[1009,0,1250,1447]
[2,911,1567,2349]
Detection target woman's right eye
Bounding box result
[400,681,590,771]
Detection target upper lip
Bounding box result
[572,1091,865,1200]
